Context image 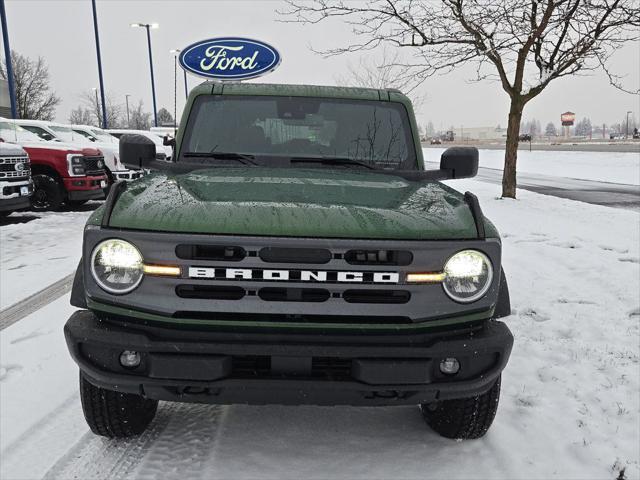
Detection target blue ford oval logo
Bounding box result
[179,37,281,81]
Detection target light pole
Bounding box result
[0,0,18,118]
[91,0,108,128]
[626,111,633,139]
[171,48,188,100]
[125,94,131,128]
[169,49,180,128]
[131,22,159,127]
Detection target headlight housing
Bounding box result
[67,154,85,177]
[90,239,144,294]
[442,250,493,303]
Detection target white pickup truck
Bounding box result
[0,142,33,217]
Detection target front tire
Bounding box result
[420,375,501,439]
[79,373,158,438]
[31,174,64,211]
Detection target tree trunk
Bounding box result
[502,99,524,198]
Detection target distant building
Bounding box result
[0,79,12,118]
[458,125,507,141]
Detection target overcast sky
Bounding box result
[1,0,639,129]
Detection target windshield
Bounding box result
[90,128,118,144]
[74,129,97,142]
[181,95,416,170]
[0,121,45,143]
[50,125,87,143]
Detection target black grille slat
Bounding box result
[344,249,413,266]
[176,244,246,261]
[176,285,245,300]
[343,290,411,304]
[258,288,330,303]
[259,247,332,264]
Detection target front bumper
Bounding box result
[63,174,108,197]
[112,170,144,181]
[0,181,32,212]
[65,310,513,406]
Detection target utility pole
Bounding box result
[91,0,108,128]
[0,0,18,118]
[626,111,633,139]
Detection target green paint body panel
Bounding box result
[103,168,482,239]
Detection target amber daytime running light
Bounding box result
[142,264,181,276]
[406,272,446,283]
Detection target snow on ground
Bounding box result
[424,147,640,185]
[0,206,95,308]
[0,180,639,479]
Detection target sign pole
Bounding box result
[0,0,18,119]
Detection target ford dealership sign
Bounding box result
[179,37,281,81]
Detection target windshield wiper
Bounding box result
[290,156,378,170]
[182,151,258,166]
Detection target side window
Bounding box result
[23,126,55,141]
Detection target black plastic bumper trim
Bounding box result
[65,310,513,406]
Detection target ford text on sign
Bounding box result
[179,37,281,80]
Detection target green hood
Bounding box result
[99,168,484,240]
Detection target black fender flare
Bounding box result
[70,259,87,309]
[493,267,511,318]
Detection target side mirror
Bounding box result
[439,147,478,179]
[162,134,175,147]
[120,134,168,171]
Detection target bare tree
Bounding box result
[282,0,640,198]
[129,100,152,130]
[68,106,95,126]
[0,50,61,120]
[80,90,122,128]
[335,48,426,108]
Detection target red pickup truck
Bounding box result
[0,119,108,210]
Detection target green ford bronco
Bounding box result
[65,82,513,440]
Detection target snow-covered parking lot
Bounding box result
[1,161,639,479]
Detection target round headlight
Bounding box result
[91,239,143,294]
[442,250,493,303]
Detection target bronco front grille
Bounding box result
[84,229,502,325]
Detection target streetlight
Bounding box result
[170,48,188,101]
[131,22,159,127]
[125,94,131,128]
[91,0,108,128]
[626,111,633,139]
[0,0,18,118]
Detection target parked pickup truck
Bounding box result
[0,118,108,210]
[66,83,513,440]
[0,142,32,217]
[71,124,144,182]
[16,119,136,190]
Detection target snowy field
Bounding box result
[424,147,640,185]
[1,161,639,479]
